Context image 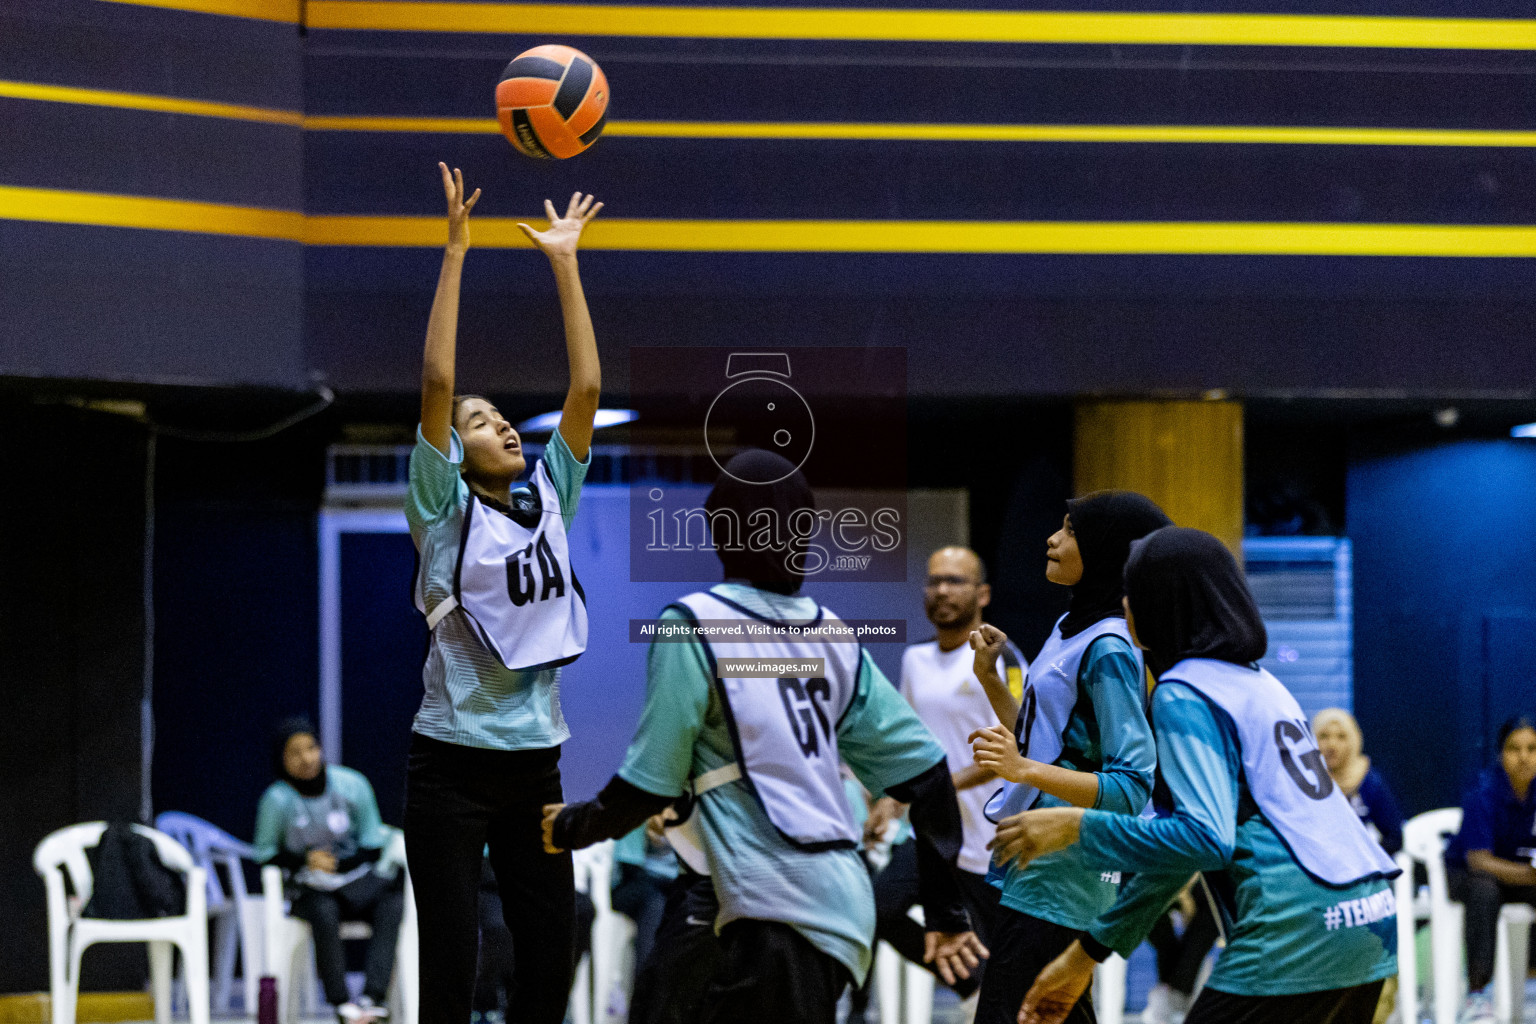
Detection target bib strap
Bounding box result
[692,763,741,796]
[425,595,459,630]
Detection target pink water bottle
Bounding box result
[258,977,278,1024]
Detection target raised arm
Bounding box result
[518,193,604,461]
[420,163,480,456]
[969,624,1021,727]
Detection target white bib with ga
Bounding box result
[664,589,863,867]
[985,616,1138,822]
[415,460,588,671]
[1163,658,1399,887]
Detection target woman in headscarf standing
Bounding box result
[966,491,1171,1024]
[1005,528,1399,1024]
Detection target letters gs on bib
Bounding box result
[507,531,568,606]
[1274,718,1335,801]
[780,677,836,758]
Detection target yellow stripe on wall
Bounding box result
[6,184,1536,256]
[0,185,304,241]
[0,80,303,127]
[97,0,301,24]
[307,114,1536,148]
[11,80,1536,149]
[304,2,1536,50]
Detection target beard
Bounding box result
[925,597,977,630]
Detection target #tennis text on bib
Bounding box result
[985,616,1137,823]
[1163,658,1399,887]
[669,590,863,854]
[416,460,588,672]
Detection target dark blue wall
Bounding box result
[1350,439,1536,818]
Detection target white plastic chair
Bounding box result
[573,840,631,1024]
[33,822,210,1024]
[155,811,261,1014]
[1393,849,1426,1024]
[1404,807,1532,1024]
[261,826,418,1024]
[1092,953,1127,1024]
[875,905,934,1024]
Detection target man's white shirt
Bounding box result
[899,636,1026,875]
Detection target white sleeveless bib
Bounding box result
[1163,659,1399,887]
[666,590,863,863]
[415,460,588,671]
[985,616,1138,822]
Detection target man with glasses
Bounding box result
[865,547,1024,998]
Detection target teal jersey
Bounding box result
[616,583,946,984]
[994,634,1155,930]
[405,425,590,750]
[1080,681,1397,997]
[613,824,681,881]
[252,765,387,865]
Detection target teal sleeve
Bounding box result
[543,427,592,531]
[342,769,387,850]
[1080,683,1241,954]
[1082,637,1156,815]
[1079,683,1237,874]
[252,785,290,865]
[405,425,465,528]
[617,607,711,798]
[612,825,649,867]
[838,650,947,797]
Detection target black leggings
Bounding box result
[404,734,575,1024]
[290,872,405,1007]
[974,907,1096,1024]
[1448,867,1536,993]
[1185,981,1385,1024]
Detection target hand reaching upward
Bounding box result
[518,192,603,261]
[440,162,481,252]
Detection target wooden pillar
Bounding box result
[1073,399,1244,556]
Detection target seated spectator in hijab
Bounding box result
[1312,708,1404,856]
[254,718,403,1024]
[611,816,679,974]
[1443,715,1536,1024]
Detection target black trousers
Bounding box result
[698,919,852,1024]
[1185,981,1385,1024]
[290,872,405,1007]
[629,871,723,1024]
[405,734,574,1024]
[1145,882,1221,995]
[473,859,595,1013]
[873,839,1003,996]
[974,907,1096,1024]
[1448,867,1536,992]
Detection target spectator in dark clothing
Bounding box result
[1313,708,1405,856]
[253,719,403,1024]
[1443,715,1536,1018]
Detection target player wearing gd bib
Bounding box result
[1009,529,1398,1024]
[404,165,604,1024]
[544,450,988,1024]
[967,492,1169,1024]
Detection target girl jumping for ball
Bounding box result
[405,163,602,1024]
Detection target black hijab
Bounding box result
[272,717,327,798]
[1058,491,1173,639]
[704,449,815,595]
[1123,526,1268,678]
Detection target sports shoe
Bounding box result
[1142,984,1174,1024]
[337,1003,365,1024]
[1458,990,1496,1024]
[357,995,389,1022]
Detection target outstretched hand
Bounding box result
[541,803,566,854]
[1018,942,1097,1024]
[923,930,989,986]
[439,162,481,252]
[518,192,603,260]
[987,806,1084,869]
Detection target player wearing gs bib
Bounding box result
[545,450,988,1024]
[967,492,1168,1024]
[403,164,605,1024]
[1010,529,1398,1024]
